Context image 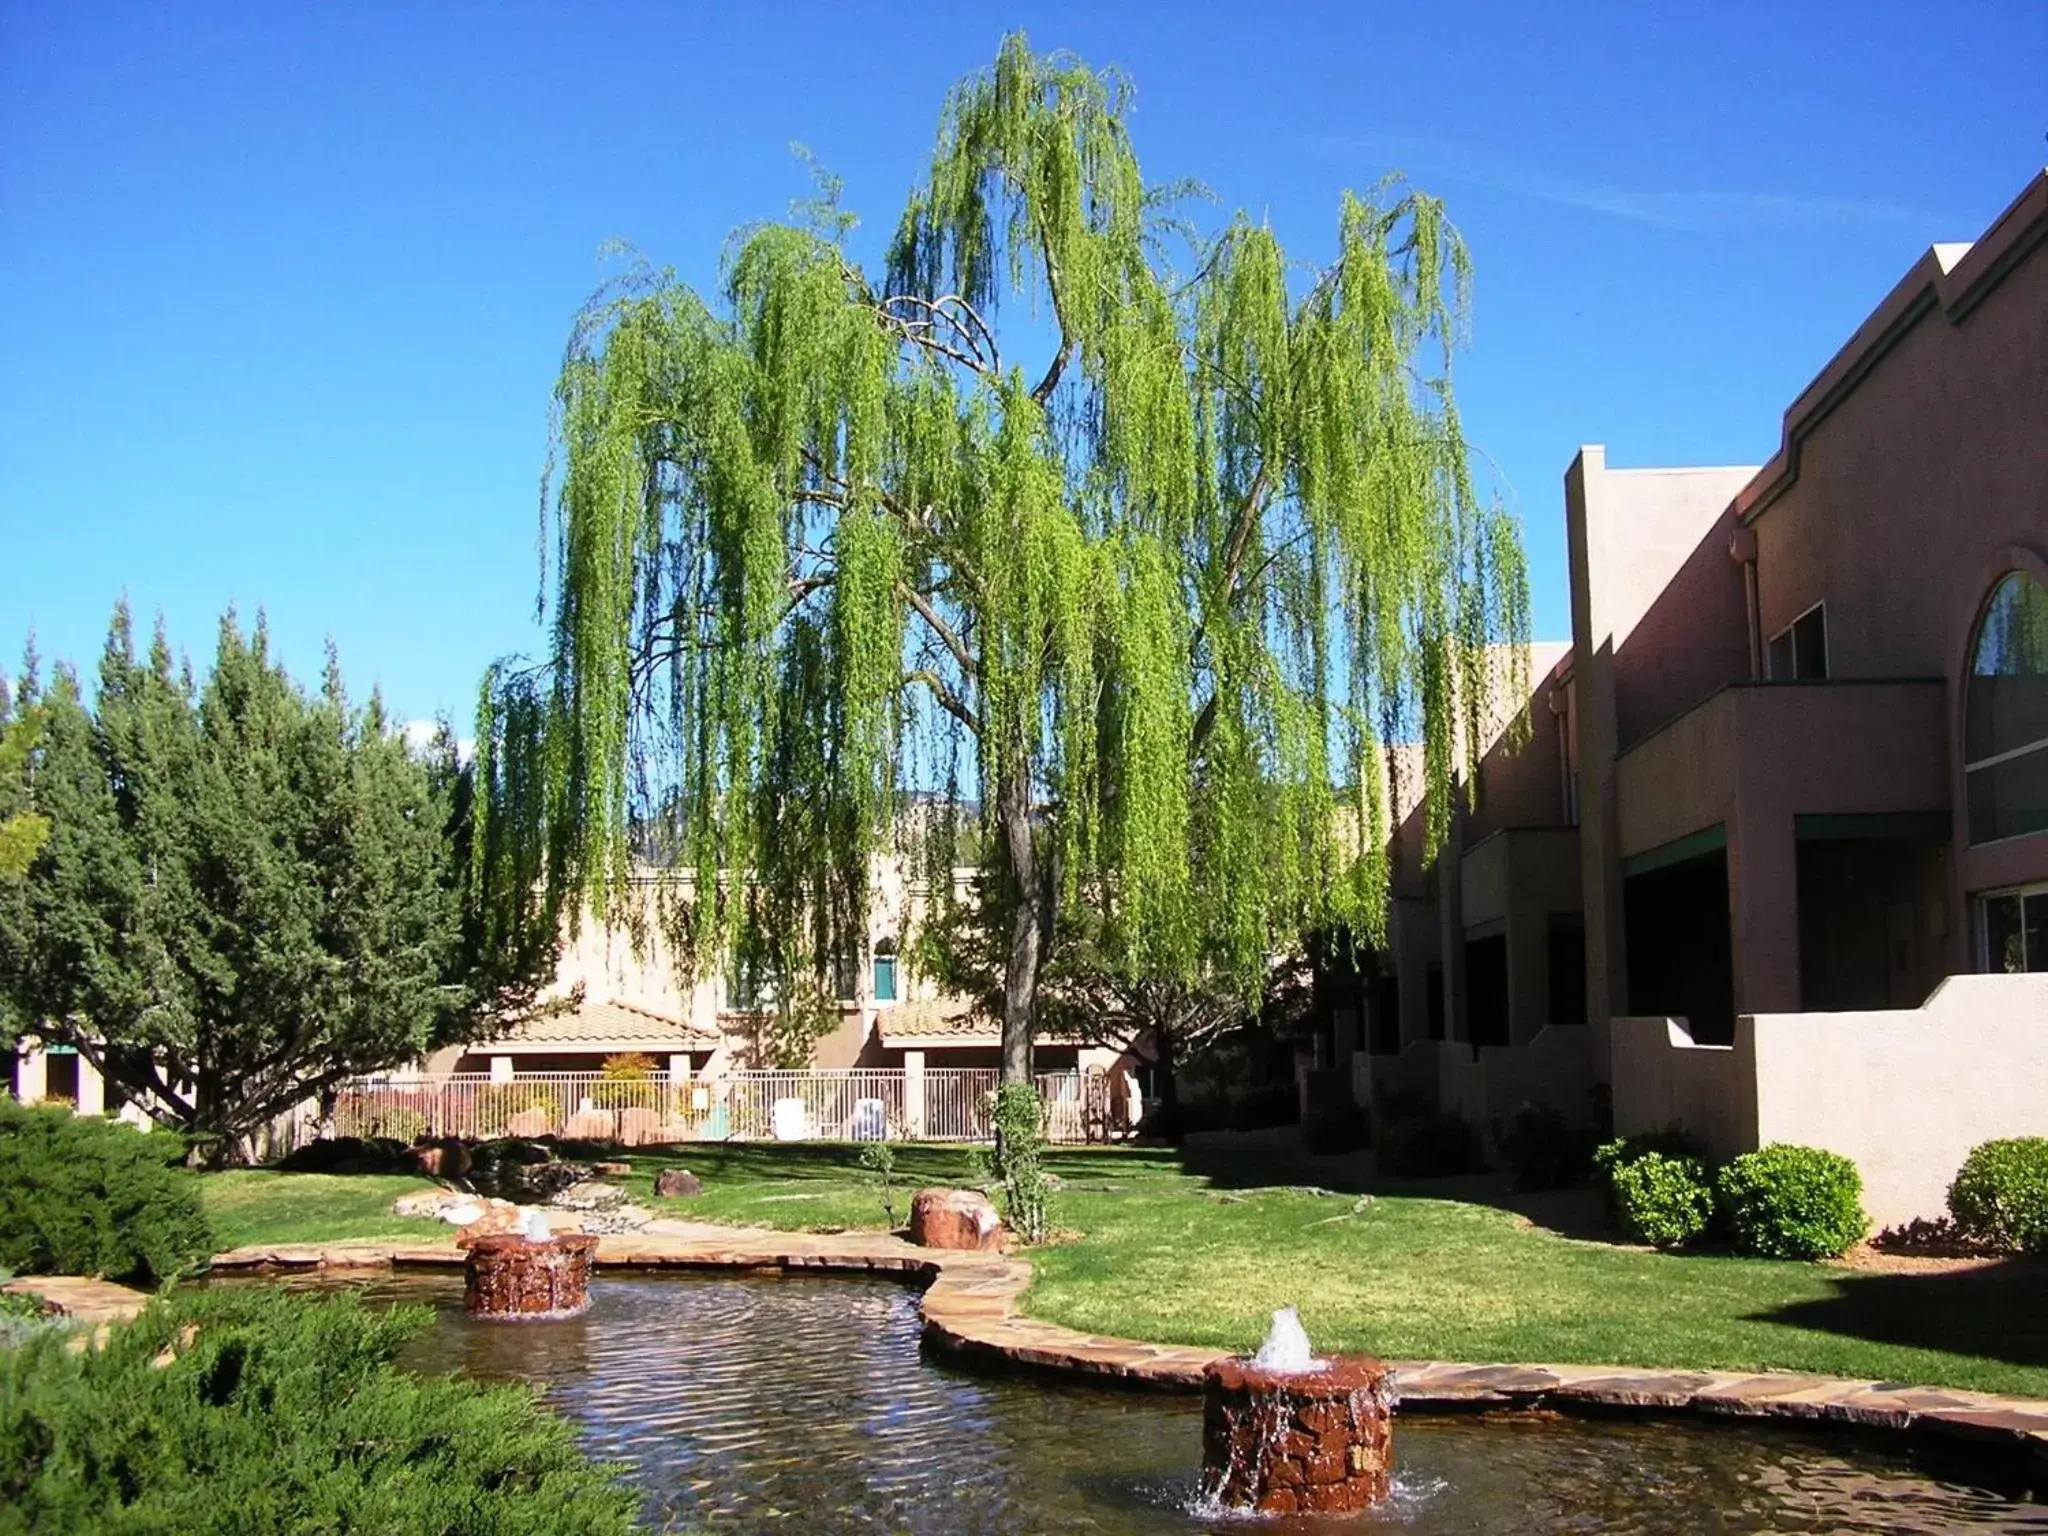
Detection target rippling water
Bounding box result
[246,1272,2048,1534]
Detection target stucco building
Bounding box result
[1343,170,2048,1221]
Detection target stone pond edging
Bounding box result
[179,1224,2048,1470]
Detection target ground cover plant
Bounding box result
[204,1140,2048,1397]
[0,1101,212,1284]
[0,1286,637,1535]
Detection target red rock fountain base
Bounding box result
[1200,1355,1394,1517]
[463,1233,600,1321]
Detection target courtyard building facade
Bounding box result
[1343,170,2048,1222]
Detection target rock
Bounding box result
[440,1200,486,1227]
[393,1190,464,1219]
[550,1180,627,1212]
[400,1138,470,1180]
[655,1168,703,1199]
[455,1202,526,1248]
[505,1108,553,1139]
[593,1160,632,1177]
[571,1204,652,1235]
[616,1106,665,1146]
[563,1109,615,1141]
[908,1188,1004,1251]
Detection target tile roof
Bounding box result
[494,998,720,1051]
[878,998,996,1042]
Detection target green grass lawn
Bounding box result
[201,1171,450,1250]
[200,1142,2048,1398]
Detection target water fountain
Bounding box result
[463,1208,600,1321]
[1200,1306,1394,1517]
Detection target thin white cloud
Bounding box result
[1310,134,1945,235]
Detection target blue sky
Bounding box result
[3,1,2042,729]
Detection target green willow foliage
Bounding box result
[484,34,1528,1078]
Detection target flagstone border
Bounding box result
[202,1225,2048,1470]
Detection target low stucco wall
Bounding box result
[1610,1015,1758,1158]
[1436,1027,1597,1128]
[1614,975,2048,1227]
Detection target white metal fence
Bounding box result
[313,1066,1129,1150]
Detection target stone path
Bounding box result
[4,1275,149,1331]
[209,1225,2048,1464]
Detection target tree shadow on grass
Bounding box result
[1754,1259,2048,1374]
[1165,1138,1616,1240]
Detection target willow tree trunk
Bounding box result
[1151,1027,1182,1143]
[996,766,1044,1086]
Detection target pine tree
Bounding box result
[0,605,554,1163]
[483,34,1527,1083]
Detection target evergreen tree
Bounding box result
[484,34,1527,1083]
[0,606,554,1164]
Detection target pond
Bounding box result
[249,1271,2048,1534]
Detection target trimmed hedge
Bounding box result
[0,1287,637,1535]
[1717,1143,1869,1259]
[1607,1151,1715,1249]
[1948,1137,2048,1254]
[0,1100,213,1285]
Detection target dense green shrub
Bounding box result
[985,1083,1050,1243]
[0,1100,212,1284]
[0,1287,637,1534]
[1717,1144,1869,1259]
[1302,1106,1372,1156]
[1947,1137,2048,1254]
[1592,1128,1703,1170]
[1607,1152,1716,1248]
[1496,1104,1598,1191]
[1376,1110,1484,1178]
[275,1135,411,1174]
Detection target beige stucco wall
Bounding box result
[1614,974,2048,1227]
[1434,1025,1597,1128]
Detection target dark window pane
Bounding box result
[1793,607,1828,679]
[1768,629,1794,681]
[1547,915,1588,1026]
[1985,894,2027,972]
[2028,895,2048,974]
[1966,746,2048,844]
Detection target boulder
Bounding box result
[550,1180,627,1212]
[505,1108,553,1139]
[455,1202,526,1248]
[655,1168,703,1199]
[563,1109,615,1141]
[400,1138,470,1180]
[593,1160,632,1177]
[392,1190,465,1220]
[909,1188,1003,1251]
[616,1107,665,1146]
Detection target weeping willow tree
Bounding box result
[481,34,1527,1083]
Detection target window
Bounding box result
[1981,886,2048,973]
[872,939,898,1003]
[1965,573,2048,844]
[728,956,777,1012]
[1547,914,1588,1027]
[1768,602,1829,680]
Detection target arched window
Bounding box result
[872,938,898,1004]
[1965,572,2048,845]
